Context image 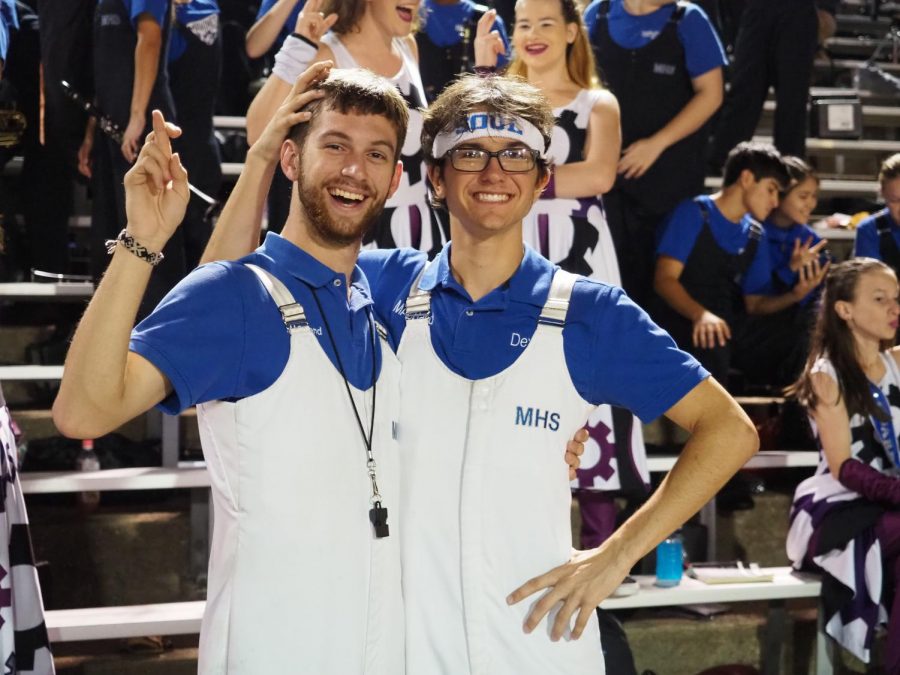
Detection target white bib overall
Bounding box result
[196,265,404,674]
[398,267,606,674]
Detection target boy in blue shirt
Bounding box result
[653,141,789,386]
[853,154,900,275]
[583,0,726,308]
[202,69,760,668]
[168,0,221,268]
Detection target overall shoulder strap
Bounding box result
[538,269,578,327]
[404,260,435,321]
[693,196,711,229]
[597,0,611,18]
[245,264,309,333]
[738,219,765,270]
[669,1,689,24]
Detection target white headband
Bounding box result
[432,112,548,160]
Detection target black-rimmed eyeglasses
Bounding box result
[445,147,539,173]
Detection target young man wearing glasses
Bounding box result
[205,71,759,674]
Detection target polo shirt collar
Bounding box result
[420,242,555,309]
[255,232,370,294]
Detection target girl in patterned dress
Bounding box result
[478,0,649,554]
[786,259,900,673]
[0,385,53,674]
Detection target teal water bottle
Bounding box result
[655,531,683,587]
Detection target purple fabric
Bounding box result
[537,214,550,259]
[875,511,900,675]
[574,490,617,549]
[408,205,422,252]
[840,458,900,506]
[541,171,556,200]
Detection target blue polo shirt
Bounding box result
[752,220,823,306]
[657,195,770,295]
[583,0,726,78]
[360,244,707,423]
[853,208,898,261]
[255,0,305,53]
[122,0,167,28]
[0,0,17,63]
[129,233,383,414]
[422,0,510,67]
[169,0,219,62]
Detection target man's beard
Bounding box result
[296,163,386,248]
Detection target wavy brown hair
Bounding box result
[321,0,368,35]
[506,0,598,90]
[787,258,896,419]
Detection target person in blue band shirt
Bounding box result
[416,0,509,102]
[53,65,585,673]
[652,141,789,387]
[854,154,900,276]
[245,0,305,60]
[583,0,726,309]
[54,68,410,675]
[733,157,830,390]
[79,0,178,321]
[167,0,221,269]
[204,71,759,674]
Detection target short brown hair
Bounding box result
[878,152,900,184]
[421,74,554,167]
[289,68,409,162]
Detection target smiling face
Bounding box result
[369,0,419,37]
[513,0,577,70]
[284,109,402,247]
[428,136,547,239]
[775,176,819,227]
[837,267,900,345]
[739,171,782,221]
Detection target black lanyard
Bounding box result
[308,287,389,538]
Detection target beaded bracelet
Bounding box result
[105,229,165,266]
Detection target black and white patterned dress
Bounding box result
[786,354,900,663]
[0,388,54,674]
[522,88,649,496]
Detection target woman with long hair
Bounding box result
[786,258,900,673]
[493,0,621,285]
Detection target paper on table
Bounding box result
[687,561,774,585]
